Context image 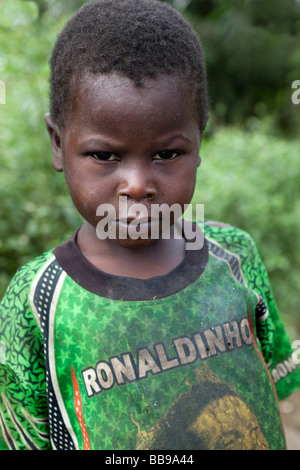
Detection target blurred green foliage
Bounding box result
[167,0,300,137]
[0,0,299,337]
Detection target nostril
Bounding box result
[117,178,157,201]
[119,193,155,201]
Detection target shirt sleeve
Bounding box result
[204,223,300,402]
[0,264,51,450]
[236,230,300,401]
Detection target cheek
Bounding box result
[64,165,98,202]
[172,166,198,205]
[75,188,100,207]
[66,178,103,221]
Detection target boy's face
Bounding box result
[45,73,202,249]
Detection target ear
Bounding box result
[44,113,64,172]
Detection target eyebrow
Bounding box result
[78,133,193,151]
[159,134,193,146]
[77,138,118,151]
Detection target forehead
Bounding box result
[65,73,198,132]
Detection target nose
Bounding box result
[117,165,157,201]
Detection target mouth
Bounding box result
[115,217,161,235]
[117,216,159,226]
[111,216,162,240]
[96,213,177,242]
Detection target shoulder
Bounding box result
[204,220,231,228]
[204,220,256,248]
[203,220,262,268]
[203,220,268,284]
[1,250,55,305]
[0,250,56,343]
[14,249,55,284]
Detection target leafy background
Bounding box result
[0,0,299,340]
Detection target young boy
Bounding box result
[0,0,299,451]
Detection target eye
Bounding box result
[89,152,118,161]
[153,150,180,161]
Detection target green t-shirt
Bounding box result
[0,223,299,450]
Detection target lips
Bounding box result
[117,217,158,226]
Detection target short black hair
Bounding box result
[49,0,208,132]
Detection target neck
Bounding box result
[77,221,186,279]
